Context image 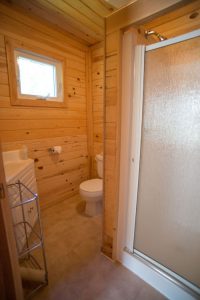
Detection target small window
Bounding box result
[15,50,63,102]
[6,37,66,108]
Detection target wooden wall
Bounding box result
[104,0,199,258]
[90,42,104,177]
[0,3,90,209]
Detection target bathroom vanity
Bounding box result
[3,149,38,252]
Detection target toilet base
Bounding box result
[85,200,102,217]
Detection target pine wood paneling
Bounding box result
[90,42,104,177]
[103,29,120,256]
[0,5,89,210]
[106,0,187,34]
[4,0,113,45]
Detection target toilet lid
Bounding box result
[80,179,102,193]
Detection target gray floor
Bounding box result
[31,195,166,300]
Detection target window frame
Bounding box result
[6,37,66,108]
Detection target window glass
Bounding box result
[17,56,57,98]
[14,49,63,103]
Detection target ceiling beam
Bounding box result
[106,0,193,34]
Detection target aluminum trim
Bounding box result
[146,29,200,51]
[124,247,200,299]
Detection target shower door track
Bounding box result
[128,248,200,298]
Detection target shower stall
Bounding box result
[118,29,200,300]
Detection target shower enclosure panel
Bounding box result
[133,32,200,291]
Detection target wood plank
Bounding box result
[29,142,87,160]
[93,111,103,123]
[38,167,88,194]
[81,0,115,18]
[0,61,7,73]
[35,156,88,179]
[10,0,96,45]
[0,15,86,59]
[106,31,119,54]
[105,140,116,155]
[105,106,117,123]
[2,135,87,152]
[106,0,187,34]
[0,127,87,142]
[86,49,93,177]
[93,103,103,112]
[0,35,5,47]
[143,0,200,29]
[105,87,117,105]
[93,141,103,154]
[0,107,87,120]
[152,8,200,38]
[67,59,86,72]
[67,77,86,89]
[0,2,88,51]
[40,189,78,209]
[0,84,10,97]
[90,41,104,177]
[59,0,104,28]
[106,55,117,71]
[92,95,104,104]
[38,0,103,35]
[34,149,88,169]
[91,47,104,60]
[106,70,117,89]
[0,72,8,85]
[0,119,87,131]
[105,123,116,140]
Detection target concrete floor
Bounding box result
[31,195,166,300]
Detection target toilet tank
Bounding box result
[95,153,103,178]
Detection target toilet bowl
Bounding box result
[79,153,103,216]
[80,178,102,216]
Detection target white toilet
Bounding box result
[79,153,103,216]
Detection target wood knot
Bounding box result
[190,12,199,19]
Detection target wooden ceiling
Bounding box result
[3,0,199,46]
[5,0,137,45]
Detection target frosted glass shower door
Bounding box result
[134,34,200,288]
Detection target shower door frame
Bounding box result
[117,28,200,300]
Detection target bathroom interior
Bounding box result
[0,0,200,300]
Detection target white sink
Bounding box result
[2,148,33,182]
[4,159,34,183]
